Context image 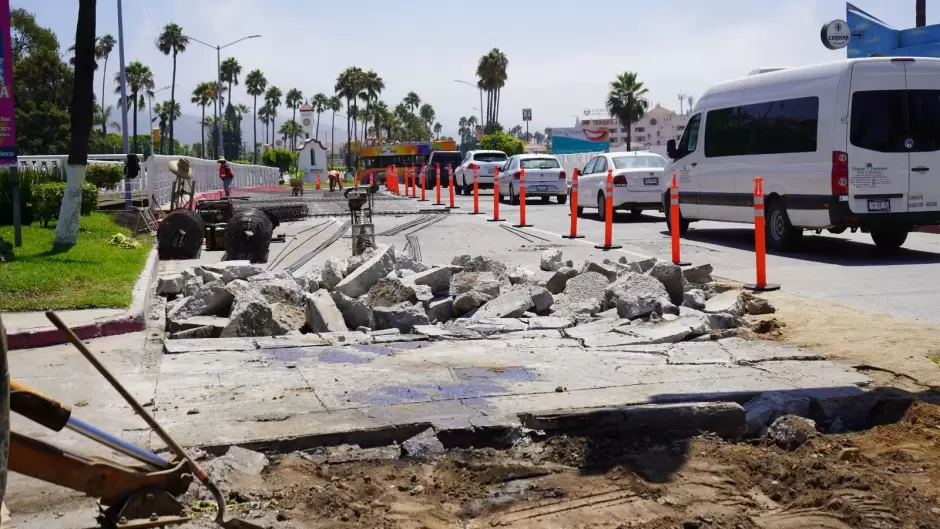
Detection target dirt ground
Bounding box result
[188,400,940,529]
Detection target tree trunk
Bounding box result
[169,51,177,155]
[101,56,108,134]
[252,95,258,163]
[330,110,335,168]
[495,88,500,124]
[346,98,352,167]
[54,0,96,246]
[132,92,138,154]
[201,105,206,158]
[315,111,321,140]
[626,117,632,152]
[917,0,926,27]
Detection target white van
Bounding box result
[664,57,940,250]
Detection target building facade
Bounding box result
[576,105,689,149]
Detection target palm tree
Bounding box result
[606,72,650,152]
[264,86,282,146]
[245,69,267,163]
[114,61,154,154]
[433,122,442,139]
[404,92,421,114]
[156,23,188,155]
[335,67,363,166]
[95,34,116,134]
[476,48,508,128]
[279,119,303,148]
[191,82,214,157]
[95,104,121,133]
[311,92,328,140]
[285,88,303,124]
[419,104,435,138]
[220,57,241,104]
[372,101,389,140]
[327,95,342,166]
[152,101,181,154]
[533,131,545,144]
[55,0,97,246]
[360,70,384,141]
[258,103,274,151]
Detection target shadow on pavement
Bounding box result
[678,227,940,266]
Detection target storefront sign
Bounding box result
[0,0,16,165]
[821,19,851,50]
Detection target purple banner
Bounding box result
[0,0,15,165]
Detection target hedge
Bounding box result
[85,163,124,190]
[33,182,99,227]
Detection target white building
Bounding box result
[295,104,329,182]
[576,105,689,149]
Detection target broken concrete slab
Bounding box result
[403,266,453,294]
[452,291,491,316]
[682,289,707,310]
[472,289,535,320]
[683,263,713,285]
[539,267,578,295]
[449,271,500,298]
[169,325,216,340]
[767,415,816,450]
[413,324,484,340]
[631,257,658,273]
[183,275,204,297]
[743,392,812,437]
[305,290,348,333]
[168,280,233,320]
[524,316,575,330]
[168,315,229,334]
[319,257,349,290]
[555,271,609,316]
[373,302,430,333]
[667,341,732,365]
[157,274,185,296]
[414,284,434,306]
[704,290,745,317]
[367,277,418,308]
[202,261,264,283]
[402,427,446,457]
[580,261,618,283]
[163,337,257,354]
[448,317,527,335]
[221,292,281,338]
[334,245,395,298]
[508,266,535,286]
[540,248,563,271]
[616,316,707,345]
[719,338,823,364]
[605,272,675,319]
[528,286,554,313]
[425,296,455,323]
[372,333,429,345]
[648,261,686,305]
[331,291,373,330]
[318,331,373,346]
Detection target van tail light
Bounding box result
[559,170,567,180]
[513,172,521,181]
[832,151,849,196]
[613,174,628,187]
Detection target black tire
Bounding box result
[871,230,908,249]
[597,192,607,221]
[510,185,520,205]
[158,208,205,260]
[663,195,690,236]
[462,177,472,196]
[765,198,803,251]
[576,206,585,216]
[557,194,567,205]
[541,195,551,204]
[225,208,274,263]
[630,207,642,217]
[828,227,847,234]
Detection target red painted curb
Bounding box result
[6,317,144,350]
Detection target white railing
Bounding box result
[18,154,146,193]
[145,155,280,207]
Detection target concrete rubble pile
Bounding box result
[155,245,774,343]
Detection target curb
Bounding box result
[6,247,160,350]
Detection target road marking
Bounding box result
[523,226,654,259]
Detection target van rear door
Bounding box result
[902,61,940,212]
[847,61,910,214]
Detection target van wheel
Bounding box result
[871,230,908,249]
[663,196,689,236]
[765,199,803,251]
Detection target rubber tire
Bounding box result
[576,206,585,216]
[663,196,690,236]
[557,194,567,205]
[597,192,607,221]
[510,185,520,205]
[158,208,205,260]
[541,195,551,204]
[871,230,908,249]
[630,208,642,217]
[765,199,803,251]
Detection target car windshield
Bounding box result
[520,158,560,169]
[474,152,507,163]
[612,156,667,169]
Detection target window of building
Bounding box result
[635,127,645,133]
[636,136,645,142]
[676,125,685,131]
[704,96,819,158]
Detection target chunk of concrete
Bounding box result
[554,272,608,316]
[682,289,707,310]
[704,290,745,317]
[373,302,430,333]
[452,291,491,316]
[305,290,348,333]
[168,280,234,320]
[744,392,812,437]
[648,261,686,305]
[767,415,816,450]
[168,315,230,334]
[334,245,395,298]
[604,272,675,320]
[630,257,658,273]
[367,277,418,308]
[540,248,563,272]
[202,261,264,283]
[525,316,575,330]
[706,312,739,330]
[329,291,373,330]
[472,289,535,320]
[271,303,306,333]
[403,266,453,294]
[402,428,445,458]
[449,271,500,298]
[529,286,554,313]
[425,296,454,323]
[414,284,434,305]
[205,446,268,490]
[508,266,535,286]
[296,267,321,293]
[453,254,509,281]
[157,274,185,296]
[746,296,776,315]
[580,261,618,283]
[169,326,216,340]
[539,267,579,295]
[221,292,282,338]
[318,257,349,290]
[182,275,204,297]
[683,263,714,285]
[231,276,304,306]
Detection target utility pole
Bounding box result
[917,0,926,27]
[116,0,131,208]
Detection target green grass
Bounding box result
[0,213,153,311]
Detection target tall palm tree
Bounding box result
[54,0,97,246]
[95,34,116,134]
[114,61,155,154]
[419,104,435,138]
[264,85,282,146]
[220,57,242,104]
[152,101,181,154]
[245,69,267,163]
[476,48,508,127]
[311,92,328,140]
[285,88,303,123]
[259,103,275,151]
[372,100,389,140]
[606,72,650,152]
[95,104,121,133]
[404,92,421,114]
[335,67,363,166]
[433,122,442,139]
[279,119,303,148]
[359,70,384,141]
[156,23,188,155]
[327,95,342,166]
[191,82,214,157]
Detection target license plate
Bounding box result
[643,177,658,185]
[536,185,547,191]
[867,199,891,212]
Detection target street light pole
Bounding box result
[148,85,171,156]
[116,0,131,208]
[454,79,484,128]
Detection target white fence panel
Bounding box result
[18,154,146,193]
[145,155,280,207]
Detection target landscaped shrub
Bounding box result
[85,163,124,190]
[81,183,98,216]
[32,182,99,227]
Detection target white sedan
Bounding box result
[496,154,568,205]
[454,150,508,195]
[573,152,667,220]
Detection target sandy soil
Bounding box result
[739,289,940,390]
[184,401,940,529]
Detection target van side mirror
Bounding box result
[666,139,677,159]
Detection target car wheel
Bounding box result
[630,207,642,217]
[557,194,567,205]
[541,195,551,204]
[827,227,847,234]
[871,230,908,249]
[510,185,520,205]
[765,198,803,251]
[597,192,606,221]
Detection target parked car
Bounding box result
[573,152,668,220]
[663,56,940,251]
[496,154,568,205]
[454,150,508,195]
[420,151,464,188]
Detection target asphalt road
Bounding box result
[428,187,940,324]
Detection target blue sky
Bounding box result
[15,0,934,138]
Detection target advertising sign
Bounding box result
[821,19,851,50]
[522,108,532,121]
[550,127,610,154]
[0,0,16,165]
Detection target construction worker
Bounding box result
[217,157,235,197]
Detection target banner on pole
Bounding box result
[0,0,16,166]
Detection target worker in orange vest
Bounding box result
[217,157,235,196]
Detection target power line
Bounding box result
[139,0,160,30]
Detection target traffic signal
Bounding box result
[152,127,160,146]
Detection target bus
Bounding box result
[356,139,457,184]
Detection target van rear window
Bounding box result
[851,90,940,153]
